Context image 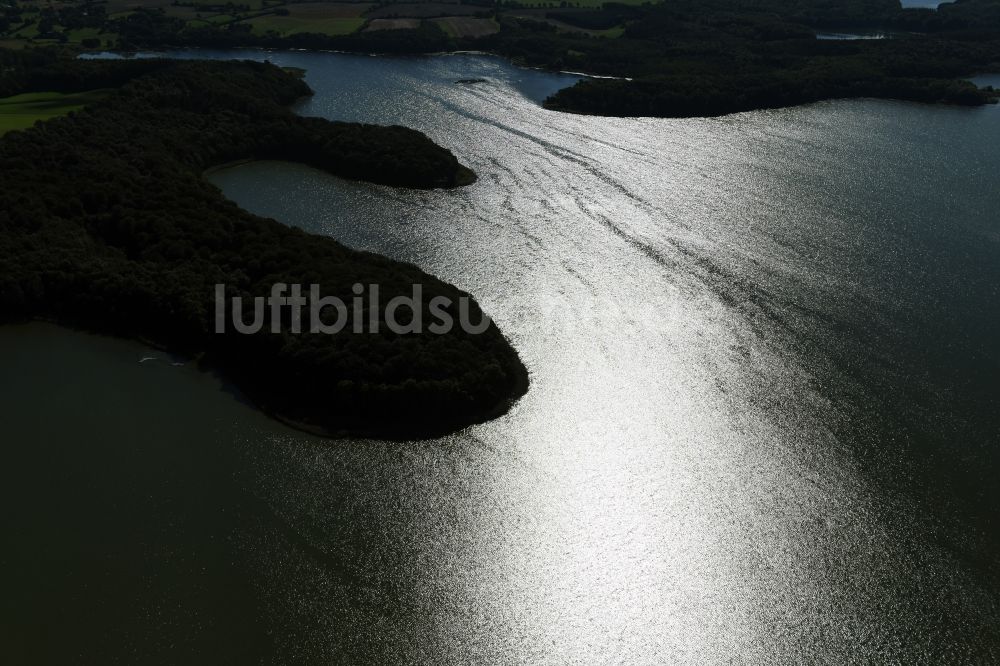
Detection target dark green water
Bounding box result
[0,325,273,664]
[3,51,999,663]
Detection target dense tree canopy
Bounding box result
[504,0,1000,117]
[0,57,526,438]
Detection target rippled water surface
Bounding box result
[3,51,999,664]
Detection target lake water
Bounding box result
[4,50,999,663]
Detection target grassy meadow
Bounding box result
[0,90,110,136]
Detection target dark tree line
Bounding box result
[0,57,527,438]
[489,0,1000,117]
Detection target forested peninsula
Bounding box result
[535,0,1000,117]
[0,55,527,438]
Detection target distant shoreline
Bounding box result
[80,42,999,119]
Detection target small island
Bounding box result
[0,56,527,438]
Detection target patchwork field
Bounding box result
[507,10,626,37]
[285,2,374,18]
[64,27,115,45]
[366,3,485,19]
[103,0,175,13]
[365,18,421,31]
[0,0,498,45]
[9,22,40,39]
[241,15,366,36]
[431,16,498,37]
[0,90,110,136]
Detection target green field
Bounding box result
[0,90,110,136]
[241,15,366,36]
[66,27,116,45]
[204,13,240,25]
[10,21,40,39]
